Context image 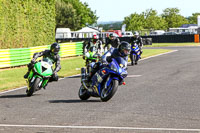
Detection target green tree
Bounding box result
[56,0,98,30]
[162,8,189,29]
[188,12,200,24]
[143,9,167,30]
[123,13,145,31]
[56,0,79,30]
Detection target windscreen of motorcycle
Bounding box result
[114,57,127,68]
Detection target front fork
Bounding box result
[103,75,119,90]
[27,73,48,90]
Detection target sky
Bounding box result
[80,0,200,22]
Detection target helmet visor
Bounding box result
[52,48,60,54]
[123,49,130,55]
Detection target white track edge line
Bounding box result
[0,124,200,131]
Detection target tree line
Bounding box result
[1,0,199,49]
[56,0,98,30]
[123,8,200,31]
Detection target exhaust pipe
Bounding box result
[81,67,86,80]
[81,67,89,90]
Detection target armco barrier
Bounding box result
[0,42,83,68]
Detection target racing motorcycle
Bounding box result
[26,58,53,96]
[79,57,128,102]
[84,46,101,74]
[130,42,141,65]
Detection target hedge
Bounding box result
[0,0,56,49]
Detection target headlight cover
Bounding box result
[121,71,128,78]
[110,64,118,72]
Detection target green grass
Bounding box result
[145,43,200,47]
[0,49,173,91]
[141,49,172,58]
[0,56,85,91]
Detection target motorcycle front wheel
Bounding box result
[130,54,136,66]
[100,79,118,102]
[26,77,40,96]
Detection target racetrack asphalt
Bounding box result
[0,46,200,133]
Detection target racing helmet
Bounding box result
[109,33,114,40]
[50,42,60,55]
[118,41,131,56]
[134,31,139,38]
[92,34,98,42]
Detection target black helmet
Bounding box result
[109,33,114,38]
[109,33,114,40]
[50,42,60,55]
[118,41,131,56]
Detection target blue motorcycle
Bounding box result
[130,42,141,65]
[79,57,128,102]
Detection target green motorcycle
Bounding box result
[84,46,100,74]
[26,58,53,96]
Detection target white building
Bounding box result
[75,27,100,38]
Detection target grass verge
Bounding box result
[0,49,172,91]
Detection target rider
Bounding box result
[86,41,131,84]
[24,43,61,83]
[83,34,102,59]
[104,33,120,50]
[130,31,143,56]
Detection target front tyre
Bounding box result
[101,79,118,102]
[130,53,136,66]
[26,77,41,96]
[78,85,90,100]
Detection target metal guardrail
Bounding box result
[0,42,83,68]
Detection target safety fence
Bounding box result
[57,34,200,44]
[0,42,83,68]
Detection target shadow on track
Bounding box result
[67,75,81,79]
[0,94,27,98]
[49,99,101,103]
[0,94,41,98]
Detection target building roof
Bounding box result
[77,27,99,33]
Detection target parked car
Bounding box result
[122,31,133,37]
[107,30,122,37]
[149,30,165,36]
[101,32,119,38]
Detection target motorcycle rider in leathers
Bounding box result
[86,41,131,85]
[24,43,61,84]
[129,31,143,56]
[83,34,103,59]
[104,33,120,51]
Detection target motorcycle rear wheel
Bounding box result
[100,79,118,102]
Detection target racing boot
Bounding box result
[85,73,92,87]
[24,71,29,79]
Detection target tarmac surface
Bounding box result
[1,46,200,133]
